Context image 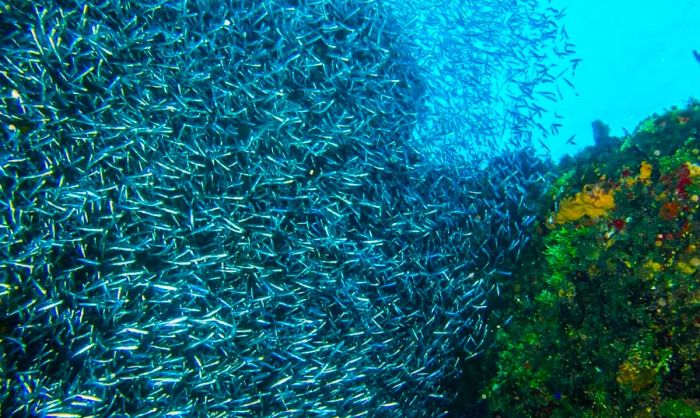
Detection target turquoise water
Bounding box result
[544,0,700,159]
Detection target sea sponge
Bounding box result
[554,185,615,224]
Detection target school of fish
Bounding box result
[0,0,573,416]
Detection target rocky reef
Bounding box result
[479,101,700,417]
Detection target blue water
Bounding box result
[543,0,700,160]
[2,0,698,416]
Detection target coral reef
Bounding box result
[481,101,700,417]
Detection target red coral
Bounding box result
[676,164,692,198]
[612,218,625,230]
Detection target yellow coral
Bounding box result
[640,260,662,281]
[643,260,662,273]
[622,161,653,188]
[616,360,655,392]
[675,261,696,275]
[639,161,652,182]
[554,185,615,224]
[686,162,700,178]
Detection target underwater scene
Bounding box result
[0,0,698,417]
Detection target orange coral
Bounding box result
[659,201,680,220]
[554,185,615,224]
